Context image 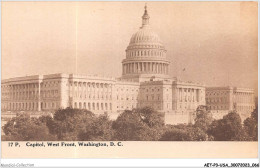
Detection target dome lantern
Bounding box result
[141,4,150,28]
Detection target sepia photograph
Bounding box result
[0,0,258,163]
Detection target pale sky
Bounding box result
[2,2,258,92]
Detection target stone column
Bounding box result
[162,64,164,74]
[195,89,198,102]
[11,85,13,100]
[228,89,233,110]
[79,82,81,99]
[13,85,15,101]
[241,93,243,103]
[27,84,29,100]
[193,89,195,102]
[38,81,41,111]
[180,88,182,101]
[182,88,184,102]
[72,81,75,108]
[191,89,193,102]
[199,89,201,102]
[175,88,178,110]
[179,88,181,101]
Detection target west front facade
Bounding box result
[1,73,205,115]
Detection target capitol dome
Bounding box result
[121,5,170,82]
[129,27,162,45]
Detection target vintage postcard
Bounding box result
[0,1,258,165]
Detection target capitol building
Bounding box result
[1,6,255,124]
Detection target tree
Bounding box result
[49,108,95,140]
[160,124,208,141]
[38,115,56,133]
[208,112,247,141]
[2,113,56,141]
[194,105,213,132]
[137,107,165,128]
[244,107,258,141]
[160,127,191,141]
[112,107,165,141]
[78,114,114,141]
